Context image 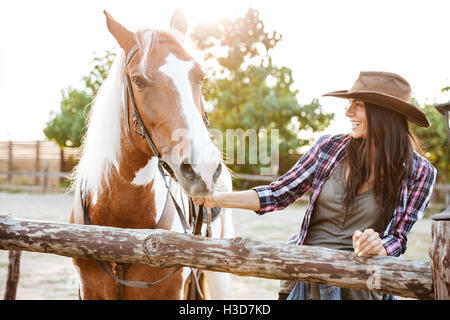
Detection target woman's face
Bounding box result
[345,99,367,139]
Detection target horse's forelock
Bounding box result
[135,28,210,82]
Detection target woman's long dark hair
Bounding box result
[343,102,421,232]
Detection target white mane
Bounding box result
[73,51,127,195]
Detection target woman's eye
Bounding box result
[132,77,148,88]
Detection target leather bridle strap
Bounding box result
[157,161,192,234]
[124,45,161,158]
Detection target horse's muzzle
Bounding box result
[179,159,222,196]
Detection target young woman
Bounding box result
[193,71,436,300]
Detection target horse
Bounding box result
[69,10,234,300]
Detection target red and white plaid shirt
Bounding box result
[253,134,436,257]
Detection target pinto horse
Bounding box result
[70,10,234,300]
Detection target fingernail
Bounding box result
[358,252,363,257]
[356,241,360,246]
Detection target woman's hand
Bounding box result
[192,193,220,208]
[352,229,387,256]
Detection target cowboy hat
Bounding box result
[323,71,429,127]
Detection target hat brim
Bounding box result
[323,90,430,127]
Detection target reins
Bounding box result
[79,42,216,299]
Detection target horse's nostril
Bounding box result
[180,159,196,181]
[213,163,222,183]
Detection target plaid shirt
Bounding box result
[253,134,436,257]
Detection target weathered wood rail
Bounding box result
[0,214,434,300]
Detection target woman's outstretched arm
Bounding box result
[194,135,333,214]
[193,190,261,211]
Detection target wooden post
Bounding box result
[3,250,22,300]
[7,141,12,182]
[35,141,40,185]
[42,161,49,193]
[429,208,450,299]
[59,148,65,185]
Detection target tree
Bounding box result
[44,50,116,148]
[410,97,449,182]
[191,8,334,184]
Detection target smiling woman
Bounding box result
[193,71,437,300]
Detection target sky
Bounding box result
[1,0,449,141]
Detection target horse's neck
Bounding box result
[89,138,158,229]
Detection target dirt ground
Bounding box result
[0,191,432,300]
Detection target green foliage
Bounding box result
[43,50,116,148]
[410,98,449,182]
[43,89,91,148]
[191,8,334,182]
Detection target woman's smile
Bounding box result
[346,99,367,138]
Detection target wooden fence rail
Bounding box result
[0,140,78,187]
[0,214,434,300]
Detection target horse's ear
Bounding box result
[170,9,188,38]
[104,10,136,54]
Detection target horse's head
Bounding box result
[104,10,222,197]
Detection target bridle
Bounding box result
[80,40,217,299]
[123,43,210,181]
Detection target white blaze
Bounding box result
[159,53,220,187]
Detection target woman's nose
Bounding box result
[345,105,354,117]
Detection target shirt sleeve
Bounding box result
[380,161,437,257]
[252,135,331,215]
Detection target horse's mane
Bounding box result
[72,28,210,197]
[72,50,127,196]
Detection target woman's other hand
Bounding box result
[352,228,387,256]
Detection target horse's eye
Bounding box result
[132,77,148,88]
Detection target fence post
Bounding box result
[429,208,450,299]
[42,161,49,193]
[7,140,13,182]
[35,141,40,185]
[3,250,22,300]
[59,147,65,185]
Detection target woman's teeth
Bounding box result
[351,121,361,129]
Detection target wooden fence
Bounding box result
[0,212,449,300]
[0,141,449,300]
[0,140,79,188]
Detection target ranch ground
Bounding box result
[0,191,433,300]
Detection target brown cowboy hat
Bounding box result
[323,71,430,127]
